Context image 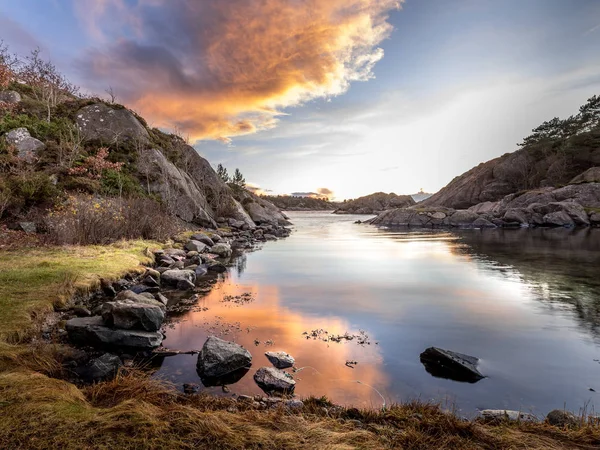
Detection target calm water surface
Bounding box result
[155,211,600,416]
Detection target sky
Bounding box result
[1,0,600,200]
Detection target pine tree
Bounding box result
[231,168,246,188]
[217,163,229,183]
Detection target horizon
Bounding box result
[1,0,600,200]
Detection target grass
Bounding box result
[0,240,599,449]
[0,240,155,342]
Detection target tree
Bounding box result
[578,95,600,132]
[231,168,245,188]
[217,163,229,182]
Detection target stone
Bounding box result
[286,399,304,409]
[195,265,208,277]
[183,383,200,394]
[161,269,196,286]
[73,307,91,317]
[0,90,21,103]
[142,275,160,287]
[144,268,161,280]
[431,212,446,220]
[570,167,600,184]
[18,222,37,233]
[101,301,164,331]
[265,351,295,369]
[207,262,226,273]
[5,128,46,160]
[254,367,296,393]
[210,243,232,258]
[264,234,277,241]
[447,210,479,227]
[472,217,496,228]
[480,410,538,423]
[419,347,484,382]
[76,103,150,143]
[66,316,163,349]
[184,240,207,253]
[543,211,575,227]
[77,353,122,382]
[546,409,578,427]
[190,233,215,247]
[115,290,165,310]
[176,279,196,291]
[154,293,169,306]
[196,336,252,379]
[211,234,222,243]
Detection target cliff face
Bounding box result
[422,129,600,209]
[334,192,415,214]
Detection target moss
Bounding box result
[0,241,155,342]
[100,170,143,196]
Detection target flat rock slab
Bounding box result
[196,336,252,379]
[420,347,484,383]
[254,367,296,394]
[101,301,164,331]
[66,316,163,349]
[265,351,295,369]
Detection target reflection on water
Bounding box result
[154,212,600,416]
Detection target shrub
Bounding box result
[100,169,143,196]
[7,172,58,211]
[45,195,182,244]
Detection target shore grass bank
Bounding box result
[1,240,600,449]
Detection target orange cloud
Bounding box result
[79,0,402,142]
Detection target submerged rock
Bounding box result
[196,336,252,379]
[265,351,295,369]
[76,353,122,382]
[66,316,163,349]
[419,347,484,383]
[254,367,296,393]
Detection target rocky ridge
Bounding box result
[334,192,415,215]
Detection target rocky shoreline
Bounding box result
[367,180,600,229]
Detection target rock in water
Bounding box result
[196,336,252,378]
[66,316,163,349]
[265,351,295,369]
[161,269,196,286]
[419,347,484,383]
[210,243,232,258]
[254,367,296,393]
[101,301,164,331]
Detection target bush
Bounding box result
[45,195,182,244]
[0,113,72,142]
[100,169,143,196]
[6,172,59,212]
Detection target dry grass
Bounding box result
[0,240,155,342]
[1,368,599,450]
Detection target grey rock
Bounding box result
[286,399,304,409]
[114,290,165,310]
[570,167,600,184]
[265,351,295,369]
[78,353,122,382]
[447,210,479,227]
[184,240,207,253]
[472,217,497,228]
[154,293,169,306]
[66,316,163,348]
[73,307,91,317]
[543,211,575,227]
[176,279,196,291]
[546,409,578,427]
[76,103,150,143]
[254,367,296,393]
[419,347,484,382]
[195,265,208,277]
[264,234,277,241]
[161,269,196,286]
[210,243,232,258]
[5,128,46,160]
[190,233,215,247]
[18,222,37,233]
[207,262,226,273]
[0,90,21,103]
[196,336,252,378]
[101,301,164,331]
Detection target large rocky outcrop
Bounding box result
[138,148,216,227]
[422,135,600,210]
[76,103,150,144]
[335,192,415,215]
[367,182,600,229]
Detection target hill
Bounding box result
[422,95,600,209]
[334,192,415,214]
[260,195,335,211]
[0,49,289,243]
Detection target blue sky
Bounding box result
[1,0,599,199]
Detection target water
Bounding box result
[154,211,600,416]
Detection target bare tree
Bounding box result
[105,86,117,104]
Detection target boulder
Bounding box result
[75,103,150,143]
[66,316,163,349]
[176,279,196,291]
[419,347,484,383]
[184,240,207,253]
[161,269,196,286]
[210,243,232,258]
[18,222,37,233]
[472,217,497,228]
[265,351,295,369]
[0,90,21,103]
[196,336,252,378]
[115,290,165,310]
[5,128,46,160]
[546,409,578,427]
[543,211,575,227]
[190,233,215,247]
[447,210,479,227]
[480,410,538,423]
[77,353,122,382]
[254,367,296,393]
[101,301,164,331]
[570,167,600,184]
[230,199,257,229]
